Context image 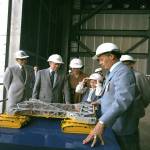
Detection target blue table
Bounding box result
[0,118,120,150]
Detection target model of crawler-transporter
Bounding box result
[12,99,97,124]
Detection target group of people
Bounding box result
[68,58,104,104]
[3,42,150,150]
[3,51,102,112]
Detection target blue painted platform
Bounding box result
[0,117,120,150]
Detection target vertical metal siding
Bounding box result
[76,14,149,74]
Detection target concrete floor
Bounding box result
[139,105,150,150]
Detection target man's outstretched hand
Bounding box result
[82,122,105,147]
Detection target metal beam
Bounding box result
[73,9,150,14]
[70,52,94,57]
[60,0,72,72]
[5,0,12,69]
[3,0,12,113]
[8,0,23,65]
[147,17,150,74]
[124,37,148,53]
[70,51,148,57]
[35,0,42,65]
[26,50,46,61]
[78,29,149,37]
[130,53,148,58]
[75,39,93,56]
[73,0,111,29]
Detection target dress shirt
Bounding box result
[17,63,26,81]
[86,88,95,102]
[17,63,22,69]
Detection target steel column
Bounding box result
[147,17,150,74]
[124,37,148,53]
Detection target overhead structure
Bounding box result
[70,0,150,74]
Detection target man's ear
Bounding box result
[109,54,115,60]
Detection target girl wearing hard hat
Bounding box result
[75,73,103,103]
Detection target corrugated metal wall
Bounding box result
[20,0,72,70]
[72,14,149,75]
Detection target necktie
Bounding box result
[50,71,55,86]
[21,66,26,81]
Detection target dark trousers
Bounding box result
[114,131,141,150]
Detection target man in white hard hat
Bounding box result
[94,67,102,73]
[32,54,70,104]
[83,43,142,150]
[3,50,35,113]
[120,54,150,108]
[68,58,88,103]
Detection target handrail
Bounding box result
[0,99,8,103]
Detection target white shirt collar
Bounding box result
[49,68,53,73]
[110,61,121,72]
[87,88,95,102]
[17,63,22,69]
[89,88,95,91]
[49,68,57,74]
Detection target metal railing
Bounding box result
[0,83,7,113]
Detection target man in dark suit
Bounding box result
[3,50,35,114]
[32,54,70,104]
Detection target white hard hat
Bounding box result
[89,73,103,81]
[69,58,83,68]
[94,67,102,73]
[15,50,29,59]
[47,54,64,64]
[93,43,120,59]
[120,55,136,62]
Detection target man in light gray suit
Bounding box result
[3,50,35,114]
[120,54,150,108]
[32,54,70,104]
[83,43,143,150]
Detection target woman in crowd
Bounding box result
[68,58,88,103]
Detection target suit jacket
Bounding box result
[3,64,35,113]
[99,62,144,135]
[134,70,150,107]
[32,68,70,104]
